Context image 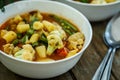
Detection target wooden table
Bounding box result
[0,17,120,80]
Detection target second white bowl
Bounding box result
[54,0,120,21]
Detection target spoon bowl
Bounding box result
[104,12,120,48]
[92,12,120,80]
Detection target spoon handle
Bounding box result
[100,48,116,80]
[92,47,113,80]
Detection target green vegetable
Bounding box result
[50,15,78,35]
[12,39,19,45]
[29,15,39,27]
[32,42,39,47]
[47,45,57,56]
[17,33,22,39]
[20,35,29,44]
[75,0,90,3]
[27,28,34,35]
[39,33,48,46]
[80,0,89,3]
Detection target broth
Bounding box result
[0,11,85,62]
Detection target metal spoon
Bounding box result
[92,12,120,80]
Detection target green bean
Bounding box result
[50,15,78,35]
[39,33,48,46]
[61,19,78,32]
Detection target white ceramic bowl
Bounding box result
[54,0,120,21]
[0,0,92,79]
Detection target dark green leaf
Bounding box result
[32,42,39,47]
[20,35,29,44]
[39,33,48,46]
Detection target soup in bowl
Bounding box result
[73,0,116,4]
[0,10,85,62]
[0,0,92,79]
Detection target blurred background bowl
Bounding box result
[53,0,120,21]
[0,0,92,79]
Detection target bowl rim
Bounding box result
[66,0,120,6]
[0,0,92,65]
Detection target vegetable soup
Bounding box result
[0,11,85,62]
[74,0,116,4]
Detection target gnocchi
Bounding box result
[33,21,44,30]
[17,24,30,33]
[3,31,17,43]
[29,33,39,43]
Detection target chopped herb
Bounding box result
[50,15,78,35]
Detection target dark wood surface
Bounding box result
[0,17,120,80]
